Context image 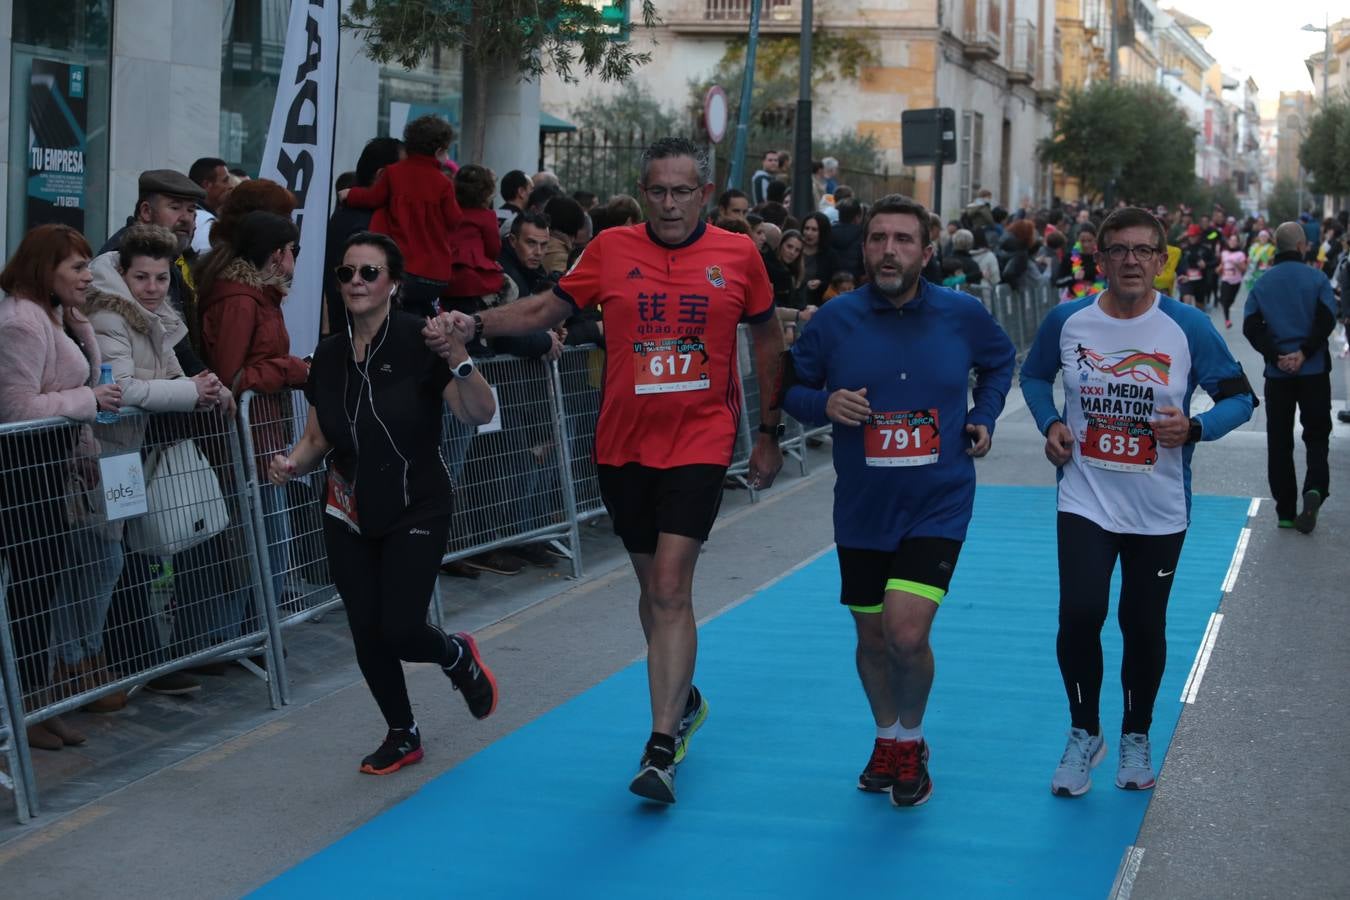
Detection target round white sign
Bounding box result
[704,86,729,144]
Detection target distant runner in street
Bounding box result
[782,194,1016,808]
[1242,221,1338,533]
[1021,207,1255,798]
[441,137,786,804]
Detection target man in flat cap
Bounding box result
[100,169,207,345]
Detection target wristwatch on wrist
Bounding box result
[1186,417,1202,444]
[452,358,476,380]
[758,422,786,438]
[472,312,485,340]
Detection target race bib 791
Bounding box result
[864,410,940,467]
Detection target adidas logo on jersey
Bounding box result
[627,267,643,279]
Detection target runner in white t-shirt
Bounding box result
[1021,207,1256,798]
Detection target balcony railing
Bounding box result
[1008,19,1037,83]
[962,0,1002,59]
[666,0,799,32]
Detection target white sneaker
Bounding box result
[1051,727,1106,797]
[1116,732,1156,790]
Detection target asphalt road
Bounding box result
[0,301,1345,898]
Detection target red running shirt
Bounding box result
[556,222,775,468]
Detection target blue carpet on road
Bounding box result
[255,486,1250,899]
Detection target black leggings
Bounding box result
[1056,511,1186,736]
[324,514,454,730]
[1218,281,1241,320]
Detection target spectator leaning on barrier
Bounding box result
[339,115,463,317]
[269,231,500,776]
[324,138,406,337]
[199,211,306,606]
[100,169,206,344]
[189,157,234,256]
[60,225,231,706]
[0,224,122,752]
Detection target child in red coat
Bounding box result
[339,115,461,316]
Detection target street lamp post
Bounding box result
[1301,16,1330,105]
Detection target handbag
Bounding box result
[125,439,230,555]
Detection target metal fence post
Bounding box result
[547,359,585,579]
[236,392,290,707]
[0,582,34,822]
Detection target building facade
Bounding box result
[541,0,1062,219]
[0,0,468,255]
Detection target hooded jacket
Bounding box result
[86,252,199,413]
[343,154,463,281]
[199,258,308,396]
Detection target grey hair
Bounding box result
[952,228,974,252]
[639,137,713,186]
[822,156,838,170]
[1273,221,1306,253]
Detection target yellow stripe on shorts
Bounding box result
[885,578,947,605]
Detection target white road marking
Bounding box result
[1220,528,1251,593]
[1109,845,1146,900]
[1246,497,1260,517]
[1181,613,1224,704]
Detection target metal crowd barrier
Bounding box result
[2,310,949,823]
[0,407,281,820]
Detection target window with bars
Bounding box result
[959,111,985,204]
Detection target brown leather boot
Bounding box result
[41,715,87,747]
[26,722,63,751]
[83,653,118,688]
[50,660,90,699]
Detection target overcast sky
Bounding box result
[1162,2,1338,95]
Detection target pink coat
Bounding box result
[0,294,101,423]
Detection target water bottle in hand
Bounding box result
[96,363,119,424]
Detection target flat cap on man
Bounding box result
[138,169,206,202]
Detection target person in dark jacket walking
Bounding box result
[1243,222,1338,533]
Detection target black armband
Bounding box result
[1214,372,1259,409]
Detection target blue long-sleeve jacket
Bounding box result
[784,280,1015,549]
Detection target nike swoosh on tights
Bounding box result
[1156,569,1175,577]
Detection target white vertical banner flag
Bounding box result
[258,0,338,358]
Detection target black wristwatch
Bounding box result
[452,359,476,380]
[472,312,485,340]
[759,422,786,438]
[1186,417,1202,444]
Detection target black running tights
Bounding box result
[1218,281,1241,320]
[324,515,454,730]
[1056,512,1186,736]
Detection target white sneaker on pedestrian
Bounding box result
[1051,727,1106,797]
[1116,732,1156,790]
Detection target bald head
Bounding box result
[1274,222,1306,253]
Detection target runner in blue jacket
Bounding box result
[783,194,1015,808]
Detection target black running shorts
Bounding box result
[597,463,727,554]
[837,538,964,611]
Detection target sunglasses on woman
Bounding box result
[334,264,387,284]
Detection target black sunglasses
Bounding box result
[334,264,387,284]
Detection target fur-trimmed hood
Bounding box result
[197,256,290,319]
[87,251,189,345]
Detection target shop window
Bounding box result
[6,0,113,253]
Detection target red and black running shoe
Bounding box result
[444,632,498,719]
[359,728,423,776]
[858,738,900,792]
[890,738,933,807]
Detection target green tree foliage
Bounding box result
[1266,177,1302,225]
[1298,98,1350,198]
[1182,180,1243,218]
[570,81,684,136]
[1040,82,1196,205]
[689,34,885,174]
